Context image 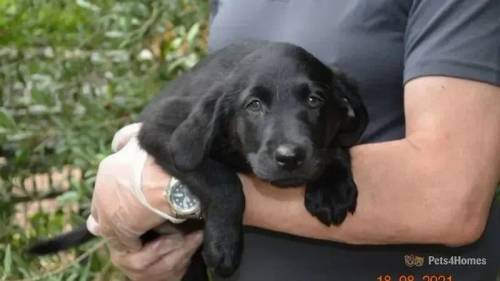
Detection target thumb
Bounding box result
[111,123,142,152]
[86,215,101,236]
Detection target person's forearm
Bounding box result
[242,134,496,246]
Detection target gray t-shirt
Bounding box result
[208,0,500,280]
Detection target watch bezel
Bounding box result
[166,177,201,218]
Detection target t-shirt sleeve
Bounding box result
[404,0,500,86]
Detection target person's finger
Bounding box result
[111,123,142,152]
[130,232,203,280]
[95,174,163,252]
[136,248,191,280]
[125,261,187,281]
[111,231,203,281]
[99,221,138,253]
[111,234,184,272]
[86,215,101,236]
[181,230,204,256]
[105,207,145,252]
[106,235,129,253]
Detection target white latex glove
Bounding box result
[87,123,184,252]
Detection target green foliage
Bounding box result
[0,0,209,279]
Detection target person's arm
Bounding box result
[242,76,500,247]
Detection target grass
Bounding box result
[0,0,208,279]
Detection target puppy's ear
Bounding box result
[333,72,368,147]
[168,87,225,171]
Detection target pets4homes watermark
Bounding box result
[405,254,488,267]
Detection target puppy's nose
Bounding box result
[275,145,305,170]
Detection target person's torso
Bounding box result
[208,1,500,280]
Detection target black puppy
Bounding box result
[28,40,368,280]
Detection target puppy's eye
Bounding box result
[306,95,324,108]
[246,99,263,112]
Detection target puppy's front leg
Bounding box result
[138,121,244,277]
[159,158,245,277]
[304,148,358,225]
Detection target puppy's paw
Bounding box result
[202,224,242,277]
[305,178,357,225]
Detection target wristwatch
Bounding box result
[164,177,202,220]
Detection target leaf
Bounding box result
[78,254,92,281]
[2,244,12,280]
[56,191,80,205]
[187,22,200,47]
[75,0,101,13]
[66,271,79,281]
[31,89,55,107]
[0,110,16,130]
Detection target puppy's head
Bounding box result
[226,43,368,186]
[169,42,367,186]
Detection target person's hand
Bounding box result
[87,123,177,251]
[109,224,203,281]
[87,123,203,280]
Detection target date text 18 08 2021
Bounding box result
[377,275,453,281]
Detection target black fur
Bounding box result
[28,40,368,280]
[27,225,94,255]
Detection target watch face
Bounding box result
[169,181,200,215]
